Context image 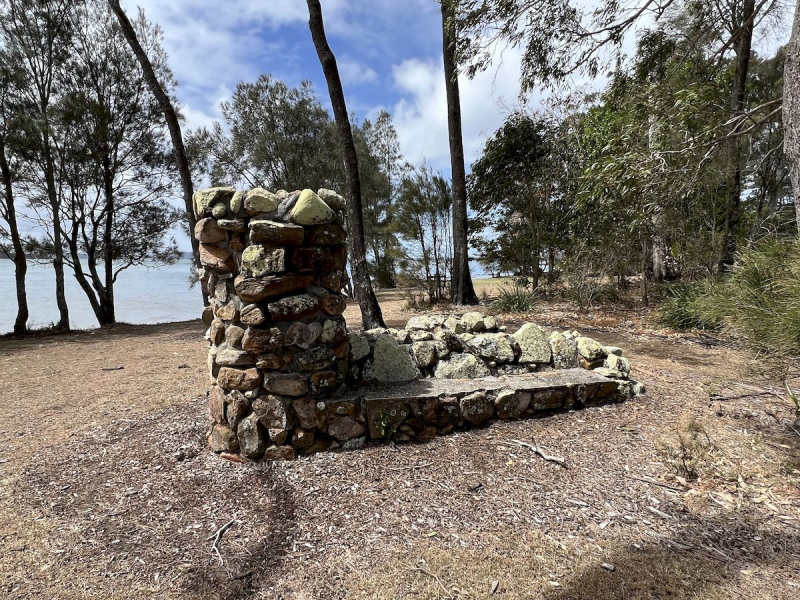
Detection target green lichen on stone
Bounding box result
[515,323,552,364]
[244,187,280,215]
[364,334,418,382]
[290,189,335,225]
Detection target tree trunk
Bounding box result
[305,0,385,329]
[441,3,479,305]
[107,0,205,305]
[719,0,756,270]
[0,139,28,334]
[640,234,649,306]
[42,128,70,330]
[786,0,800,235]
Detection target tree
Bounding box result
[786,0,800,235]
[0,58,28,334]
[1,0,74,330]
[305,0,385,329]
[190,76,342,191]
[441,1,479,305]
[46,0,182,326]
[107,0,204,299]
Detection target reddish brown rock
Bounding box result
[225,390,249,427]
[291,246,333,272]
[291,396,326,429]
[240,304,267,326]
[319,294,347,316]
[234,274,314,303]
[210,318,225,345]
[194,218,226,243]
[252,394,292,429]
[229,235,246,252]
[365,398,412,439]
[255,353,285,370]
[284,321,323,349]
[209,424,239,453]
[330,245,347,270]
[249,219,304,246]
[294,347,337,371]
[319,270,344,292]
[217,367,260,390]
[309,370,338,396]
[209,385,226,423]
[202,305,214,326]
[328,416,365,441]
[215,301,239,321]
[267,294,319,320]
[200,243,234,272]
[291,428,315,449]
[306,223,347,245]
[242,327,283,355]
[263,445,297,460]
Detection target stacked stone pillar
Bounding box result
[195,186,352,460]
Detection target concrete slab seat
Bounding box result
[335,368,627,442]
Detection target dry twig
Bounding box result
[510,439,567,468]
[207,518,236,566]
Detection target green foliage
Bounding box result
[658,281,723,331]
[491,278,539,313]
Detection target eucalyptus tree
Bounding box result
[786,0,800,234]
[306,0,385,329]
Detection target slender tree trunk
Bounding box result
[720,0,756,270]
[786,0,800,235]
[441,3,479,305]
[640,234,649,306]
[305,0,385,329]
[107,0,205,306]
[102,158,116,325]
[42,128,70,330]
[0,139,28,334]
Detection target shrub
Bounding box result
[491,278,538,313]
[658,280,722,331]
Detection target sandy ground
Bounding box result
[1,286,799,599]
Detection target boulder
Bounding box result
[291,397,326,429]
[194,218,226,243]
[249,219,304,246]
[317,188,346,210]
[199,244,234,272]
[237,414,266,458]
[328,416,365,441]
[290,189,335,225]
[443,316,465,333]
[605,346,624,357]
[484,315,498,331]
[605,353,632,378]
[433,353,491,379]
[215,345,255,367]
[212,203,227,218]
[494,388,530,419]
[267,293,319,320]
[194,187,235,218]
[577,337,607,361]
[319,293,347,316]
[263,373,308,397]
[410,341,438,369]
[319,318,347,344]
[407,315,437,331]
[363,334,418,383]
[240,304,267,326]
[240,245,285,277]
[216,219,246,232]
[284,321,322,349]
[459,391,493,425]
[461,312,485,333]
[463,333,515,364]
[295,347,337,371]
[225,325,245,347]
[252,395,291,429]
[234,274,314,303]
[515,323,552,364]
[309,370,338,395]
[242,327,283,355]
[217,367,260,390]
[549,331,579,369]
[229,190,244,214]
[215,300,239,321]
[244,188,280,215]
[209,424,239,453]
[349,332,371,361]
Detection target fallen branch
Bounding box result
[510,438,567,468]
[207,518,236,566]
[709,391,775,401]
[101,366,124,371]
[408,565,452,598]
[623,474,686,492]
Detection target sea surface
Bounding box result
[0,258,204,333]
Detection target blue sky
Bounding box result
[120,0,536,176]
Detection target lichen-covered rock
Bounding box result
[240,245,285,277]
[605,353,632,377]
[496,364,528,376]
[433,328,463,352]
[230,190,244,214]
[319,318,347,344]
[209,424,239,453]
[194,187,235,218]
[194,218,226,243]
[328,416,365,441]
[494,388,530,419]
[484,315,498,331]
[215,345,255,367]
[295,347,337,371]
[284,321,322,349]
[605,346,624,357]
[550,331,579,369]
[464,333,515,364]
[248,219,304,246]
[393,329,411,344]
[411,341,438,369]
[443,316,465,333]
[407,315,437,331]
[267,293,319,320]
[290,189,334,225]
[309,370,338,395]
[459,391,493,425]
[217,367,260,390]
[291,397,326,429]
[209,385,226,423]
[319,293,347,316]
[237,414,265,458]
[593,367,626,379]
[234,274,314,303]
[348,332,371,361]
[240,304,267,326]
[515,323,551,364]
[577,336,607,361]
[252,394,291,429]
[212,203,227,219]
[409,330,433,342]
[317,188,346,210]
[244,187,280,215]
[461,312,485,333]
[433,353,491,379]
[364,334,418,383]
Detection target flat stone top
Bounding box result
[338,368,614,402]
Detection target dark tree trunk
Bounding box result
[720,0,756,271]
[107,0,205,305]
[786,0,800,235]
[306,0,385,329]
[42,129,70,330]
[0,139,28,334]
[441,3,479,305]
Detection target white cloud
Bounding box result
[391,45,537,172]
[338,57,378,85]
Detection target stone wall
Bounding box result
[195,186,351,460]
[194,185,645,462]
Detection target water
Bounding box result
[0,258,204,333]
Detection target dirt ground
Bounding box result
[1,284,799,599]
